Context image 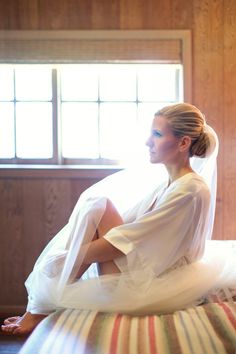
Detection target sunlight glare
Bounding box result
[16,102,53,158]
[99,65,136,101]
[138,65,177,101]
[100,103,137,160]
[15,66,52,101]
[0,103,15,158]
[0,67,14,101]
[60,65,98,101]
[61,102,99,158]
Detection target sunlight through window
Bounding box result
[0,103,15,158]
[61,102,99,158]
[16,102,53,158]
[0,63,183,165]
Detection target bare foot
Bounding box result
[3,316,21,325]
[1,312,47,335]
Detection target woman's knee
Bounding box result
[97,198,123,237]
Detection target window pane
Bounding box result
[100,103,137,161]
[99,65,136,101]
[0,67,14,101]
[138,65,177,102]
[15,66,52,101]
[16,102,53,158]
[0,103,15,158]
[61,103,98,158]
[60,65,98,101]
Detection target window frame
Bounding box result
[0,30,192,167]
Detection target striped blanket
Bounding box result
[20,302,236,354]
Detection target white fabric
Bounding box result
[104,173,210,276]
[24,125,236,315]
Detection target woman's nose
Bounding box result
[145,135,152,147]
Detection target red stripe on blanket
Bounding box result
[219,303,236,329]
[109,314,122,354]
[148,316,158,354]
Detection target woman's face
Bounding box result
[146,115,181,164]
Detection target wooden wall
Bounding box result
[0,0,236,313]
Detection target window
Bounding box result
[0,30,191,166]
[0,66,53,161]
[0,63,183,165]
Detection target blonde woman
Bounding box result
[3,103,235,335]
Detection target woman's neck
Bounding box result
[165,164,194,185]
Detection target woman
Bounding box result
[2,102,234,335]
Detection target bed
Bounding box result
[19,299,236,354]
[20,241,236,354]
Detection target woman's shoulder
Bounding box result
[173,172,210,200]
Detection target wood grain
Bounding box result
[0,179,25,305]
[223,0,236,240]
[91,0,120,29]
[119,0,145,29]
[43,179,71,240]
[22,180,46,267]
[171,0,193,29]
[193,0,224,239]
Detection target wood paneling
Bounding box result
[0,0,236,312]
[193,0,225,240]
[171,0,193,29]
[0,179,25,305]
[223,0,236,240]
[91,0,120,29]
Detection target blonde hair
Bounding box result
[155,103,210,157]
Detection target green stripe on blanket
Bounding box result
[20,302,236,354]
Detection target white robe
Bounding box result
[25,168,236,316]
[104,172,210,276]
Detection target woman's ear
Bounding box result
[179,136,192,152]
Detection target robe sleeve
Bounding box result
[103,185,209,276]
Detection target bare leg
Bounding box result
[96,199,123,275]
[76,198,123,278]
[2,198,123,335]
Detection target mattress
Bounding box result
[20,301,236,354]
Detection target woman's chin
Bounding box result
[149,155,159,164]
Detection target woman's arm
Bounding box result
[82,238,124,265]
[75,238,124,279]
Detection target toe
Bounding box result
[1,324,19,333]
[4,316,21,325]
